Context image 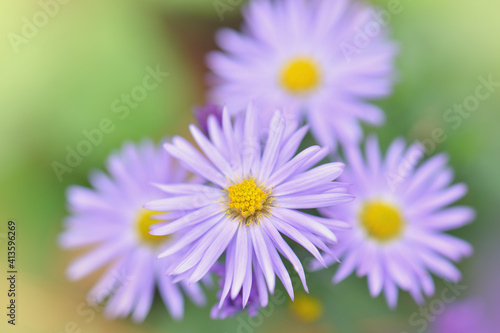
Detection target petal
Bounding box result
[242,243,254,307]
[158,275,184,320]
[384,277,399,309]
[131,258,156,322]
[67,239,131,281]
[188,218,239,283]
[218,238,237,308]
[87,256,127,305]
[367,255,384,297]
[165,138,227,187]
[253,255,269,307]
[158,213,223,258]
[419,206,475,231]
[275,125,309,169]
[271,208,338,243]
[273,163,344,196]
[276,192,353,209]
[267,146,321,187]
[263,231,294,300]
[258,111,286,182]
[145,192,218,211]
[181,280,206,306]
[419,250,461,282]
[154,183,221,196]
[403,153,448,199]
[190,124,233,177]
[409,230,473,261]
[231,227,250,299]
[242,103,261,175]
[261,218,308,292]
[384,137,406,176]
[385,252,414,290]
[295,146,331,174]
[151,204,221,236]
[169,219,230,275]
[365,135,382,178]
[272,218,325,266]
[250,226,276,293]
[409,183,468,215]
[222,108,242,171]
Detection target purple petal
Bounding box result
[258,111,285,182]
[276,192,353,209]
[250,226,276,293]
[273,163,344,196]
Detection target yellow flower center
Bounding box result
[136,209,169,246]
[290,294,323,323]
[280,57,321,95]
[227,179,270,225]
[359,201,404,242]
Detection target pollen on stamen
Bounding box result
[226,179,271,225]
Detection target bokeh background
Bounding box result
[1,0,499,332]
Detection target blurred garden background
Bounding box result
[1,0,499,332]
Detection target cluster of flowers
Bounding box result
[59,0,474,323]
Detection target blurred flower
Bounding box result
[58,140,206,322]
[210,264,261,319]
[206,0,397,151]
[194,103,223,135]
[290,294,323,323]
[146,105,352,309]
[318,136,474,308]
[429,299,492,333]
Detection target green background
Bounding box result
[1,0,499,332]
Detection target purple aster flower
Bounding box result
[429,299,492,333]
[58,140,206,322]
[146,105,352,310]
[319,136,474,308]
[210,264,261,319]
[194,103,223,135]
[206,0,397,151]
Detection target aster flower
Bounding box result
[206,0,397,150]
[58,140,206,322]
[146,105,352,310]
[319,136,474,308]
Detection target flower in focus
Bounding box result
[146,105,352,311]
[206,0,397,151]
[58,140,206,322]
[319,136,474,308]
